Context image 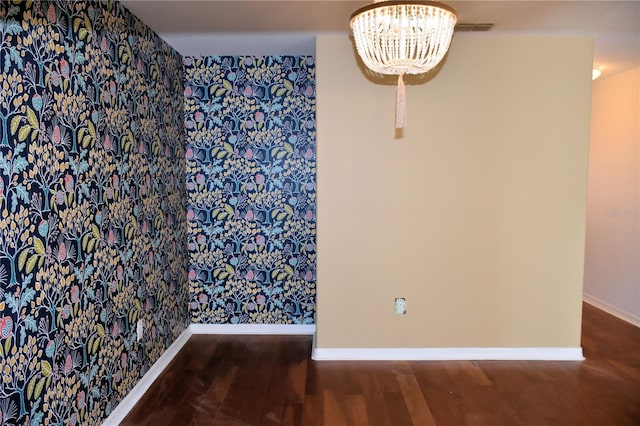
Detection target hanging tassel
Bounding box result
[396,72,406,129]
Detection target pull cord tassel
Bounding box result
[396,73,406,129]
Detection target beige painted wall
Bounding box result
[315,34,593,348]
[584,67,640,325]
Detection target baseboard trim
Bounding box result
[190,323,316,335]
[102,327,192,426]
[311,347,584,361]
[583,293,640,327]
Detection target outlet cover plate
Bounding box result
[395,298,406,315]
[136,319,143,341]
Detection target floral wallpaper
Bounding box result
[184,56,316,325]
[0,1,188,424]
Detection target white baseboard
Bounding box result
[102,327,192,426]
[190,323,316,335]
[311,331,317,356]
[583,293,640,327]
[311,347,584,361]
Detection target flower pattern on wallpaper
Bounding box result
[184,56,316,324]
[0,1,187,424]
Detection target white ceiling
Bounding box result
[121,0,640,78]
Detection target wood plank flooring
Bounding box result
[121,303,640,425]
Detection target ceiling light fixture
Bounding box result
[592,69,602,80]
[350,0,457,128]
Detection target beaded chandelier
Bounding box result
[350,1,457,128]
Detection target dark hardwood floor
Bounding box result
[121,303,640,425]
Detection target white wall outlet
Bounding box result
[395,298,406,315]
[136,319,144,341]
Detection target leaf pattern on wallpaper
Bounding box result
[0,1,188,424]
[184,56,316,325]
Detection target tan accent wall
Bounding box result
[584,67,640,323]
[315,34,593,348]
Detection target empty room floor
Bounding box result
[122,303,640,425]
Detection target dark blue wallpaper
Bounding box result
[184,56,316,324]
[0,1,188,424]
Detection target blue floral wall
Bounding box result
[0,1,188,424]
[184,56,316,324]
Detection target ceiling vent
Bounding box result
[455,23,495,32]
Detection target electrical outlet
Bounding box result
[136,319,144,341]
[395,298,406,315]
